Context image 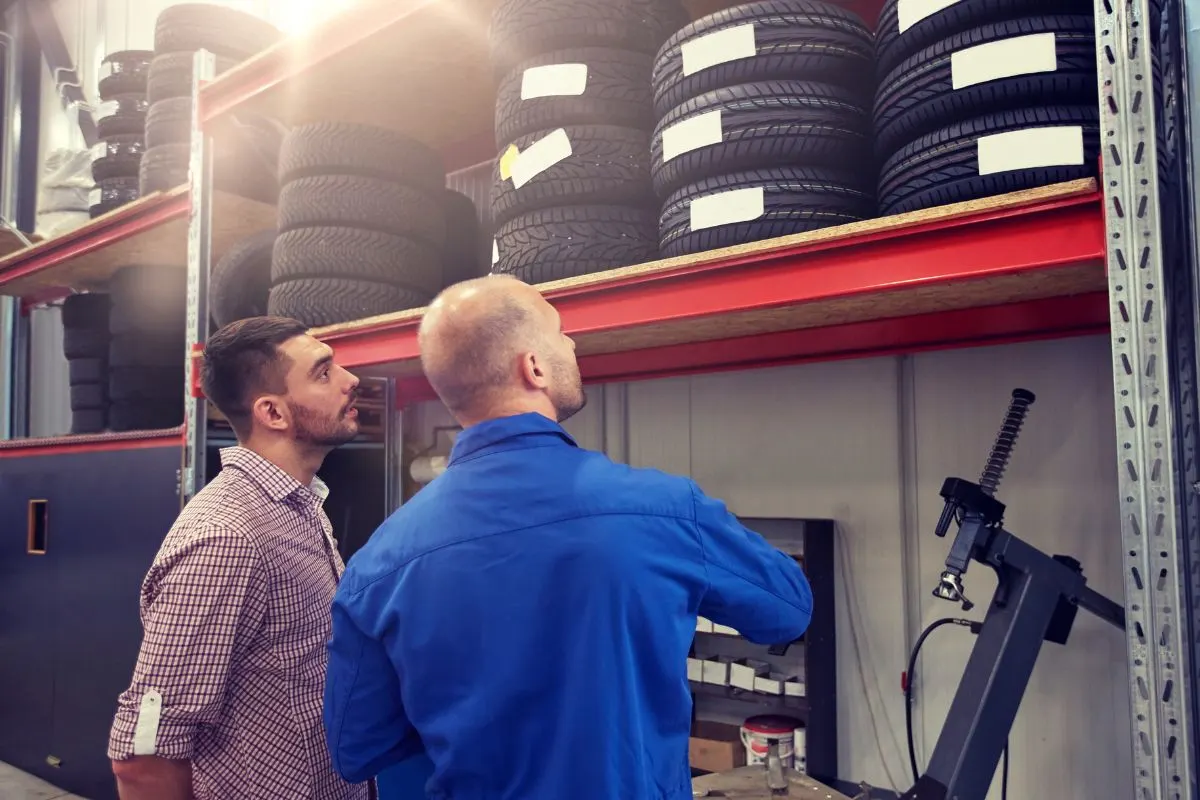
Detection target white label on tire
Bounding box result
[951,33,1058,89]
[976,126,1084,175]
[661,109,723,162]
[520,63,588,99]
[690,187,765,231]
[511,128,573,188]
[897,0,961,33]
[681,24,757,76]
[492,238,499,266]
[88,187,102,207]
[91,141,108,161]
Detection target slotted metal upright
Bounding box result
[174,0,1200,795]
[1098,0,1199,795]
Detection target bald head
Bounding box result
[419,275,578,423]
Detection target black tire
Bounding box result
[267,278,431,328]
[495,48,654,146]
[491,125,652,227]
[109,401,182,432]
[71,409,108,435]
[109,367,182,403]
[493,205,659,283]
[154,4,283,60]
[63,328,110,360]
[651,0,873,118]
[877,106,1101,215]
[276,175,447,246]
[146,51,239,104]
[108,265,186,335]
[139,144,189,194]
[874,0,1094,80]
[659,167,874,257]
[277,122,446,192]
[61,293,111,330]
[95,177,141,210]
[650,81,871,199]
[92,154,142,183]
[109,334,186,369]
[442,190,488,287]
[69,358,107,385]
[490,0,689,75]
[97,111,146,139]
[98,50,153,101]
[873,16,1097,158]
[272,226,443,296]
[211,229,275,329]
[70,383,108,411]
[94,134,145,159]
[145,97,193,149]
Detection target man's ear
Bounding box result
[251,395,289,433]
[519,351,549,390]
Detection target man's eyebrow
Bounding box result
[309,353,333,377]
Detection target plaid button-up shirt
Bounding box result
[108,446,370,800]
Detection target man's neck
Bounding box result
[457,395,558,429]
[240,437,327,487]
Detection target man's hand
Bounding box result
[112,755,194,800]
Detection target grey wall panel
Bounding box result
[684,359,911,789]
[909,335,1130,800]
[29,305,69,437]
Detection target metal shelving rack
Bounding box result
[0,0,1193,794]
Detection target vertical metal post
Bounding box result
[1097,0,1199,794]
[181,49,216,505]
[383,378,404,514]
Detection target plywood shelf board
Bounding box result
[0,190,275,297]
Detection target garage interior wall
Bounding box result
[409,334,1133,800]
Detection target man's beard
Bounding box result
[288,399,358,448]
[550,359,587,423]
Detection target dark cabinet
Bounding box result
[0,442,184,800]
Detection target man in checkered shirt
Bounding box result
[107,317,370,800]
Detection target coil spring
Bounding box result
[979,388,1036,497]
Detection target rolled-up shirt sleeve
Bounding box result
[108,525,269,761]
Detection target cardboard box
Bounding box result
[689,721,745,773]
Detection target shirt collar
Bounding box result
[219,446,330,506]
[448,413,578,465]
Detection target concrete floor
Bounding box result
[0,762,88,800]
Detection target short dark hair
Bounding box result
[201,316,308,440]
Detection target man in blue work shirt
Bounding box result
[323,274,813,799]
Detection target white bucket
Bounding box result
[740,715,801,768]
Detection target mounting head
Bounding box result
[933,571,974,611]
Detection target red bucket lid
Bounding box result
[743,715,801,735]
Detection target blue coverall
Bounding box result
[324,412,813,799]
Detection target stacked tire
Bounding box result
[267,122,449,327]
[106,266,187,432]
[872,0,1100,215]
[487,0,689,283]
[91,50,152,219]
[141,3,284,203]
[650,0,876,258]
[62,294,113,434]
